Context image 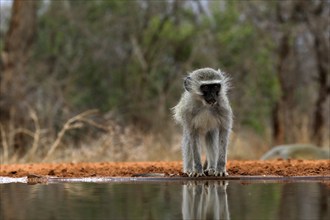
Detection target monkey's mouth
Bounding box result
[204,98,217,106]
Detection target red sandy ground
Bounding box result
[0,160,329,178]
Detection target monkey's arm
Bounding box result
[182,128,193,175]
[216,127,230,176]
[204,130,219,176]
[182,128,204,177]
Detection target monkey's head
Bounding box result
[184,68,229,106]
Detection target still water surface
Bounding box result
[1,181,329,220]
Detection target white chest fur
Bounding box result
[192,109,219,132]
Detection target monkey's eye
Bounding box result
[213,83,221,91]
[200,85,209,91]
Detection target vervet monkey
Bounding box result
[173,68,233,177]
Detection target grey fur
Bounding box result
[172,68,233,177]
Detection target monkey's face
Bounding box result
[200,83,221,105]
[183,68,229,106]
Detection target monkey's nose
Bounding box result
[206,98,217,105]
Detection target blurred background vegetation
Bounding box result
[0,0,329,163]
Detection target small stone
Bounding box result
[48,170,55,175]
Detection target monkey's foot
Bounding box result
[204,168,216,176]
[187,171,205,177]
[214,170,228,177]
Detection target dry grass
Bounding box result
[55,124,182,163]
[0,109,183,164]
[1,110,328,164]
[0,109,102,164]
[228,130,271,160]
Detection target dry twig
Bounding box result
[43,109,99,161]
[0,124,9,163]
[23,109,41,161]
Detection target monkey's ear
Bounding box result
[218,68,225,79]
[184,76,192,92]
[218,68,223,76]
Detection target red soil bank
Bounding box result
[1,159,329,178]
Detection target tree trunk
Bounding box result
[272,1,307,145]
[296,0,330,146]
[272,1,295,145]
[307,3,330,146]
[0,0,37,149]
[273,31,296,145]
[0,0,37,116]
[312,34,329,146]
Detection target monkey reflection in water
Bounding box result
[182,181,230,220]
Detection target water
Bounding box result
[1,181,329,220]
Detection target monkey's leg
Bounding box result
[204,130,219,176]
[182,129,194,175]
[215,128,229,177]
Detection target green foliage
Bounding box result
[27,0,279,132]
[207,2,278,134]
